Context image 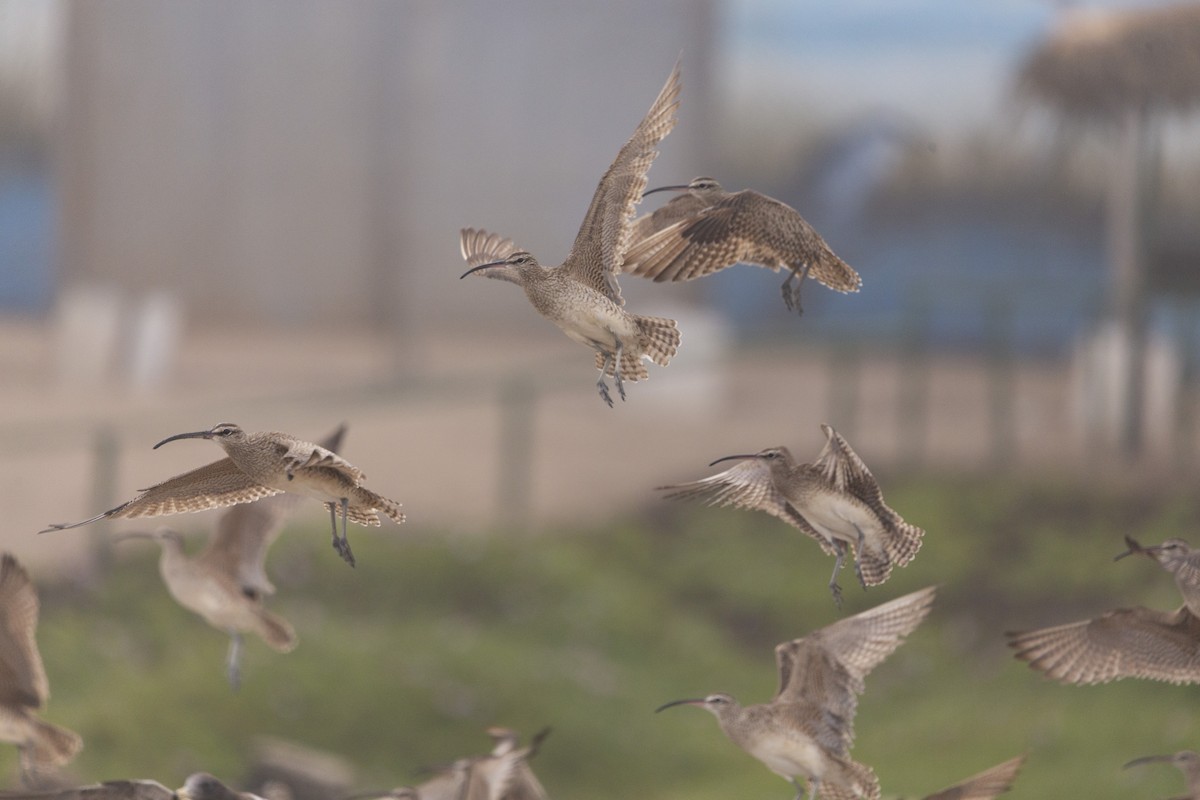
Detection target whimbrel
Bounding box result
[177,773,266,800]
[0,779,177,799]
[1124,751,1200,799]
[349,727,550,800]
[656,586,936,800]
[1007,536,1200,684]
[920,755,1026,800]
[459,62,683,408]
[0,553,82,785]
[622,176,861,313]
[657,424,924,605]
[42,423,404,568]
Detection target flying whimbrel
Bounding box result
[920,755,1026,800]
[348,727,550,800]
[111,425,346,687]
[459,62,683,408]
[177,773,266,800]
[621,176,861,313]
[1007,536,1200,685]
[657,423,924,605]
[0,553,82,785]
[0,778,177,799]
[656,586,936,800]
[1124,751,1200,799]
[41,423,404,568]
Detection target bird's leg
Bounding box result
[596,351,615,408]
[827,540,848,608]
[781,262,811,314]
[792,777,815,800]
[613,342,627,402]
[330,497,356,567]
[226,632,243,691]
[853,524,868,589]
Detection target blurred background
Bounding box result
[2,0,1200,797]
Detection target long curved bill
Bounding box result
[708,453,757,467]
[655,698,706,713]
[1113,534,1150,561]
[153,429,214,449]
[642,183,692,197]
[1123,754,1174,769]
[460,260,508,279]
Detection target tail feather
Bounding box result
[254,607,298,653]
[594,351,650,382]
[818,757,879,800]
[23,717,82,770]
[330,490,406,528]
[885,519,924,568]
[635,314,681,367]
[807,246,862,293]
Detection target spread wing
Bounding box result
[562,61,681,305]
[627,191,714,248]
[657,458,837,556]
[923,755,1026,800]
[460,228,523,268]
[197,425,348,596]
[42,458,280,532]
[0,553,48,708]
[1008,606,1200,685]
[622,189,861,292]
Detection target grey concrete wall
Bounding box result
[57,1,715,333]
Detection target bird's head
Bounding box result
[460,251,541,284]
[154,423,247,450]
[656,692,740,721]
[643,176,724,199]
[709,446,793,474]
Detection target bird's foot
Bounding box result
[781,282,805,315]
[614,372,626,402]
[829,580,844,609]
[333,535,357,568]
[596,378,615,408]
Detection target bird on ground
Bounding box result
[1007,536,1200,684]
[176,774,266,800]
[1123,750,1200,800]
[113,424,346,688]
[41,423,404,568]
[459,61,682,408]
[0,553,82,786]
[656,586,936,800]
[621,176,861,314]
[918,755,1026,800]
[657,423,924,605]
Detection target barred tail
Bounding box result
[635,314,681,367]
[807,245,862,294]
[818,757,879,800]
[885,518,924,569]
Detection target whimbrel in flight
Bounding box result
[349,727,550,800]
[0,779,177,800]
[918,755,1026,800]
[0,553,82,785]
[658,424,924,605]
[656,586,936,800]
[42,423,404,568]
[459,62,682,408]
[1007,536,1200,685]
[1124,751,1200,800]
[114,424,346,687]
[622,176,862,314]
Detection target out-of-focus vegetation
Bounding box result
[15,477,1200,799]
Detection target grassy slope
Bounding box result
[17,477,1200,799]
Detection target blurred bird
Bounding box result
[176,774,265,800]
[0,779,176,799]
[622,176,861,314]
[459,61,682,408]
[656,586,936,800]
[0,553,82,785]
[1123,750,1200,800]
[42,423,404,568]
[349,726,550,800]
[657,424,924,605]
[1007,536,1200,684]
[114,424,347,688]
[919,755,1026,800]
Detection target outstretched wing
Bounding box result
[460,227,523,269]
[562,61,682,305]
[1007,606,1200,685]
[657,458,837,556]
[41,459,280,532]
[0,553,48,708]
[923,755,1026,800]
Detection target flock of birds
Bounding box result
[0,59,1195,800]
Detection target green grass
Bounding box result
[18,477,1200,798]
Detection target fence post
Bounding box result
[899,291,930,467]
[497,374,536,527]
[985,295,1015,467]
[90,425,119,570]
